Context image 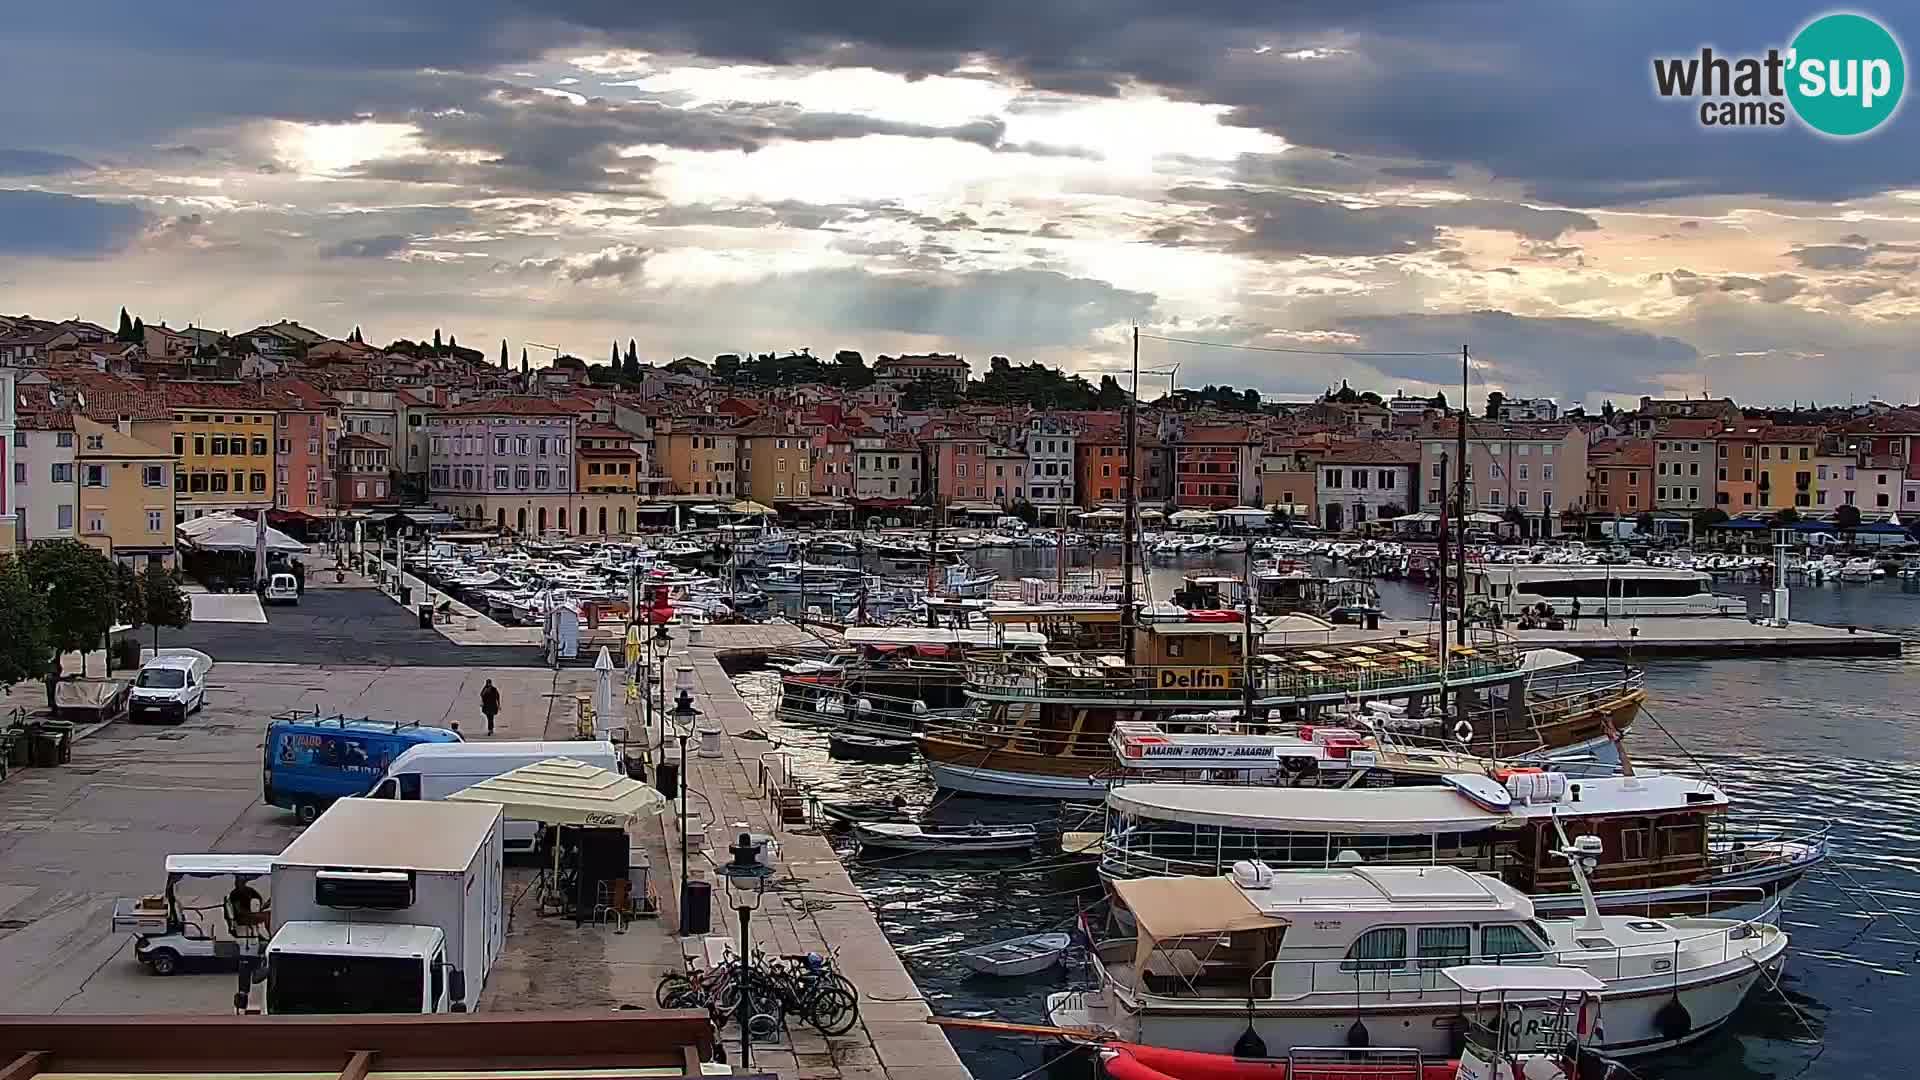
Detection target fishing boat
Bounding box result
[828,732,916,763]
[817,799,912,827]
[1048,845,1788,1059]
[854,822,1038,854]
[957,932,1075,977]
[1097,773,1826,921]
[776,626,1047,738]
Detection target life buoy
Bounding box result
[1451,720,1475,744]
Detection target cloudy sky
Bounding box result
[2,2,1917,408]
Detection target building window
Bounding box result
[55,432,74,448]
[147,510,164,532]
[252,437,269,456]
[251,473,266,493]
[82,464,107,487]
[57,504,74,530]
[143,465,164,487]
[51,462,73,483]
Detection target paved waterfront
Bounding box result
[0,582,958,1079]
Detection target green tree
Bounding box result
[1600,400,1616,422]
[831,350,874,389]
[447,334,457,352]
[1428,391,1448,411]
[116,307,134,341]
[1094,375,1128,410]
[520,347,529,377]
[713,354,742,382]
[139,565,192,654]
[1484,390,1506,418]
[610,340,620,367]
[1691,507,1729,533]
[433,328,443,353]
[1836,502,1862,541]
[1009,498,1040,525]
[22,540,118,704]
[500,339,509,369]
[1769,507,1801,527]
[131,315,145,341]
[1502,504,1528,531]
[0,557,48,691]
[902,374,963,410]
[625,339,640,377]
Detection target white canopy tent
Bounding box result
[175,512,308,554]
[448,757,667,828]
[1214,507,1270,520]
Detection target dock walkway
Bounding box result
[647,645,967,1080]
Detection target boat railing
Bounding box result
[1098,832,1523,883]
[1709,821,1832,874]
[964,650,1530,705]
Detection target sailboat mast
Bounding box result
[1122,326,1139,664]
[1457,344,1469,647]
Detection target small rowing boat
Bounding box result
[828,732,916,763]
[853,822,1038,854]
[957,932,1073,977]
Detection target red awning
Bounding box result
[911,643,950,657]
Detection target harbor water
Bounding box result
[738,547,1920,1080]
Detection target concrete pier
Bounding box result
[639,647,970,1080]
[1312,616,1903,658]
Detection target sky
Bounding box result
[2,2,1917,409]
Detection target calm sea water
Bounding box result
[736,548,1920,1080]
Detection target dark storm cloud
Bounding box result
[320,234,413,259]
[12,2,1911,205]
[0,149,92,175]
[1165,186,1596,257]
[0,189,147,255]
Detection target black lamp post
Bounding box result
[672,669,698,934]
[718,832,772,1071]
[650,620,672,750]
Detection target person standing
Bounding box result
[480,679,500,736]
[1569,597,1581,629]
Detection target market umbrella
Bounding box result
[729,499,775,516]
[593,646,616,739]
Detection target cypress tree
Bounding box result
[500,339,509,368]
[131,315,145,340]
[117,307,133,341]
[433,328,442,353]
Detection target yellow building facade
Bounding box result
[658,428,739,498]
[74,415,176,565]
[171,399,278,519]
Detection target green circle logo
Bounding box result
[1787,12,1906,136]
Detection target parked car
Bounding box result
[130,650,214,723]
[263,572,300,605]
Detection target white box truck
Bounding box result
[262,799,503,1014]
[367,740,619,854]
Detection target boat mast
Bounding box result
[1123,326,1139,664]
[1456,344,1469,647]
[1242,539,1256,729]
[926,441,940,629]
[1436,451,1449,721]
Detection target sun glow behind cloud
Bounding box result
[273,121,422,176]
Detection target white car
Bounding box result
[263,572,300,605]
[131,650,213,723]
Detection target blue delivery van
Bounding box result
[264,710,463,823]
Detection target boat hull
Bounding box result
[1050,935,1783,1059]
[926,758,1109,799]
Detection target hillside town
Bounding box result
[1,308,1916,562]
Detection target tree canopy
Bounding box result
[0,557,47,690]
[1484,390,1506,418]
[970,356,1100,409]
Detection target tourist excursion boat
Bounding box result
[776,626,1048,738]
[1048,845,1788,1058]
[916,619,1643,799]
[1462,566,1747,620]
[1097,771,1825,921]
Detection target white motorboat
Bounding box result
[853,822,1038,854]
[1050,839,1787,1059]
[957,932,1074,977]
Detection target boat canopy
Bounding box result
[1110,784,1506,834]
[164,854,277,877]
[842,626,1047,648]
[1442,964,1605,995]
[1111,875,1287,969]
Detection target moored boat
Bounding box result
[828,732,916,763]
[957,932,1074,977]
[854,822,1038,854]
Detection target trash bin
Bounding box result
[28,723,71,767]
[1366,611,1380,631]
[418,604,434,629]
[679,879,711,935]
[399,584,413,605]
[656,760,680,800]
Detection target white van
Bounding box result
[263,572,300,605]
[369,740,619,853]
[131,649,214,723]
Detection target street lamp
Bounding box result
[672,668,699,935]
[718,833,772,1071]
[652,621,673,750]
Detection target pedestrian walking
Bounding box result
[1569,598,1581,629]
[481,678,500,736]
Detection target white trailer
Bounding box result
[368,740,618,853]
[266,799,503,1013]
